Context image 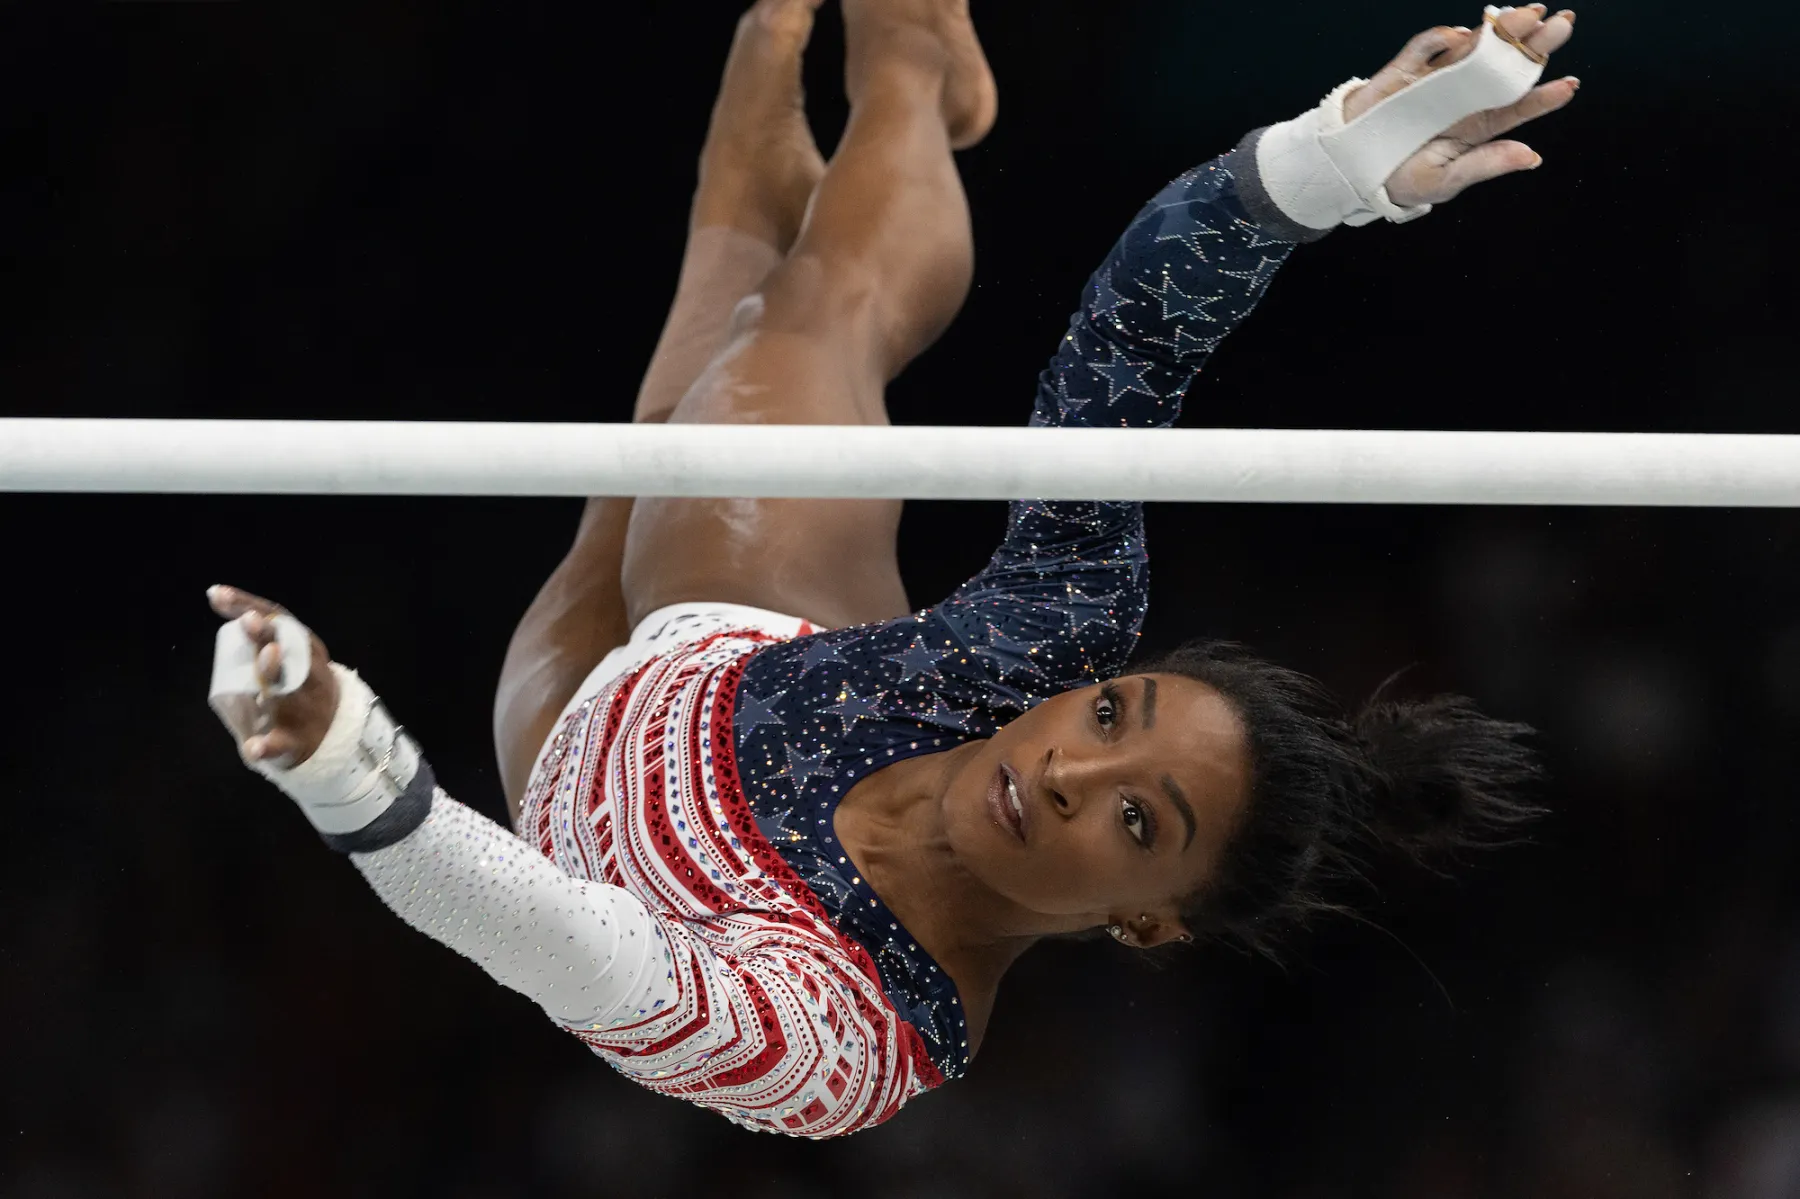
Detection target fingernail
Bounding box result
[209,584,229,598]
[244,735,266,759]
[1455,24,1471,31]
[1561,8,1576,22]
[1529,154,1544,169]
[1565,75,1581,88]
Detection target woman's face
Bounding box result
[941,674,1252,944]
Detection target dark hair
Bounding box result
[1137,640,1543,959]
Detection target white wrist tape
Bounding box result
[259,661,422,835]
[1255,6,1547,231]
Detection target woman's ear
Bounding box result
[1119,911,1193,948]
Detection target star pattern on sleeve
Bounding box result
[796,638,850,676]
[1149,273,1223,325]
[1221,254,1283,295]
[1153,204,1227,260]
[1087,345,1160,406]
[971,623,1054,680]
[1143,323,1227,357]
[1049,584,1128,639]
[1087,270,1135,327]
[884,634,949,685]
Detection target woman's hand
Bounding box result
[1347,5,1579,208]
[207,584,339,768]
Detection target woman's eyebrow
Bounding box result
[1162,775,1196,851]
[1140,677,1157,729]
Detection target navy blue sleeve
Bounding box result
[932,147,1303,694]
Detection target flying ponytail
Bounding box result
[1135,641,1542,957]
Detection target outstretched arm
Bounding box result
[1036,3,1579,437]
[207,586,931,1137]
[938,6,1578,693]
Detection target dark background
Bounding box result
[3,1,1798,1196]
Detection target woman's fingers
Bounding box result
[207,583,282,620]
[1526,9,1575,57]
[1494,4,1548,43]
[1396,25,1467,75]
[257,640,283,687]
[1431,138,1542,202]
[243,727,301,765]
[1444,76,1579,144]
[1347,25,1476,123]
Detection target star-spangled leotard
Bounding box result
[343,132,1316,1138]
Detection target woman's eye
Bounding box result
[1095,695,1117,728]
[1121,799,1148,844]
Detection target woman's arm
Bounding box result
[937,8,1578,694]
[206,589,679,1027]
[931,151,1299,691]
[208,586,929,1137]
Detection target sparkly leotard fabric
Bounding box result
[435,141,1304,1138]
[327,137,1310,1130]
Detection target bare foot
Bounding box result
[1345,6,1580,207]
[843,0,998,151]
[692,0,830,251]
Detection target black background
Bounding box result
[4,2,1798,1196]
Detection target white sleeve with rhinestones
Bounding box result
[348,791,678,1029]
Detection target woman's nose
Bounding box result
[1044,747,1095,815]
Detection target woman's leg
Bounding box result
[494,0,831,816]
[620,0,995,627]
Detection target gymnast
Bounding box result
[208,0,1576,1137]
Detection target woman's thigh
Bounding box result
[621,265,912,631]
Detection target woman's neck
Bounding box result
[832,741,1038,1043]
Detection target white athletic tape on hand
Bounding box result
[209,612,313,704]
[246,663,422,835]
[1257,6,1548,230]
[211,610,421,834]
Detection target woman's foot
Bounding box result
[843,0,998,150]
[692,0,830,251]
[1345,5,1579,207]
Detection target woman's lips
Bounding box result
[986,762,1026,843]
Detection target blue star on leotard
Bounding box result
[783,743,832,787]
[797,638,849,675]
[825,687,883,736]
[884,634,949,684]
[733,689,786,735]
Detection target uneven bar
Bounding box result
[2,420,1797,506]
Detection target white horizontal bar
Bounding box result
[2,420,1797,506]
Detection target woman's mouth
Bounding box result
[986,762,1027,843]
